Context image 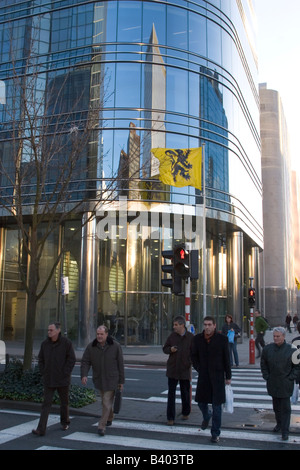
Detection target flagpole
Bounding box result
[202,144,206,319]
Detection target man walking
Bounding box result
[254,310,268,357]
[32,322,76,436]
[191,316,231,443]
[260,326,300,440]
[81,325,125,436]
[162,315,194,425]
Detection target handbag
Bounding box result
[291,383,299,405]
[227,330,235,344]
[223,384,234,413]
[113,387,122,414]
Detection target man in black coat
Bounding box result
[191,316,231,443]
[32,322,76,436]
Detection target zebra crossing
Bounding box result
[1,368,300,450]
[1,412,300,451]
[154,367,300,412]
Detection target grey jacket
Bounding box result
[261,341,300,398]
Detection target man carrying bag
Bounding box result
[81,325,125,436]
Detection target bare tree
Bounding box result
[0,35,130,369]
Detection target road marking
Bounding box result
[0,415,60,444]
[99,420,300,446]
[36,446,70,450]
[63,431,252,450]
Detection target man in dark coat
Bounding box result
[163,315,194,425]
[32,322,76,436]
[191,316,231,443]
[81,325,125,436]
[261,326,300,440]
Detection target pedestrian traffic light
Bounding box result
[174,245,190,278]
[161,249,182,295]
[248,287,256,306]
[173,245,199,280]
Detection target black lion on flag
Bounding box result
[165,149,192,183]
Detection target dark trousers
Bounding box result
[255,333,265,355]
[167,378,191,421]
[272,396,291,436]
[198,402,222,437]
[229,341,239,366]
[37,385,70,433]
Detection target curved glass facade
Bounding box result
[0,0,262,346]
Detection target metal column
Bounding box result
[77,212,98,348]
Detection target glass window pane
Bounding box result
[167,68,188,114]
[117,1,142,42]
[142,2,166,44]
[167,5,187,50]
[115,63,141,108]
[189,11,207,56]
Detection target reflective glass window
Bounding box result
[166,4,187,51]
[207,19,222,64]
[117,1,142,42]
[115,62,141,108]
[166,68,188,114]
[142,2,166,45]
[188,11,207,56]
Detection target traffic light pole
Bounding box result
[249,277,255,364]
[185,276,191,328]
[249,306,255,364]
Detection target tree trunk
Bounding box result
[23,290,37,370]
[23,230,39,371]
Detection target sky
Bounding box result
[254,0,300,176]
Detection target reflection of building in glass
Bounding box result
[0,1,263,347]
[118,122,141,200]
[143,24,166,179]
[197,67,230,212]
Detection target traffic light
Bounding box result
[161,250,173,290]
[161,249,182,295]
[248,287,256,306]
[174,245,189,278]
[190,249,199,280]
[161,245,199,295]
[174,245,199,280]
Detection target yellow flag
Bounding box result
[296,277,300,290]
[151,147,202,190]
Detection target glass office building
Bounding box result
[0,0,262,347]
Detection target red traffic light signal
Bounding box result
[174,245,189,278]
[248,287,256,306]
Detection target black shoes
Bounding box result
[32,429,45,436]
[200,413,212,430]
[273,424,289,440]
[32,425,69,435]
